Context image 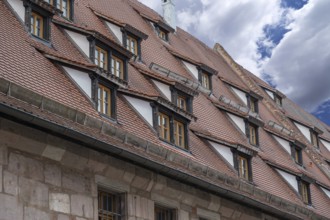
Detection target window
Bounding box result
[155,205,176,220]
[25,2,52,41]
[154,108,188,150]
[57,0,71,18]
[249,96,258,113]
[159,30,167,41]
[126,35,138,55]
[111,56,124,79]
[98,190,123,220]
[291,145,303,165]
[299,181,311,205]
[158,113,170,142]
[174,120,185,148]
[91,42,128,81]
[201,72,210,89]
[237,155,249,180]
[311,131,319,148]
[95,46,108,70]
[177,95,186,111]
[98,84,112,117]
[234,152,252,181]
[30,12,44,38]
[248,124,258,145]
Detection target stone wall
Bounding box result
[0,116,277,220]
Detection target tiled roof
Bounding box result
[1,0,330,218]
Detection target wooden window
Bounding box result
[311,131,319,148]
[174,120,185,149]
[249,97,258,113]
[57,0,70,18]
[201,72,210,89]
[98,84,112,117]
[95,46,108,70]
[159,30,167,41]
[292,146,302,165]
[30,12,44,38]
[177,96,186,111]
[299,181,311,205]
[237,155,249,180]
[126,35,138,55]
[249,124,257,145]
[158,113,170,142]
[111,56,124,79]
[155,205,176,220]
[98,190,122,220]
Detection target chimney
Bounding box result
[162,0,176,31]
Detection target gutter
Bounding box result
[0,101,306,220]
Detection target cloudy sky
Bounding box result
[138,0,330,125]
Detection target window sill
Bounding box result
[99,113,118,124]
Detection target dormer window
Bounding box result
[122,25,148,61]
[126,35,138,55]
[56,0,73,19]
[158,29,168,41]
[90,39,129,81]
[95,46,108,70]
[171,89,193,113]
[249,124,257,145]
[111,55,124,79]
[311,131,319,148]
[24,0,53,41]
[233,151,252,181]
[30,12,44,38]
[177,95,186,110]
[153,22,174,42]
[174,120,185,148]
[153,105,189,150]
[291,145,303,165]
[248,96,258,113]
[92,77,117,119]
[201,72,210,89]
[98,84,112,116]
[299,180,311,205]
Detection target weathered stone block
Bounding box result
[58,214,70,220]
[8,153,44,181]
[0,193,23,220]
[0,144,8,165]
[61,150,88,171]
[62,171,90,193]
[19,177,49,208]
[95,175,130,193]
[71,194,94,218]
[50,193,70,214]
[24,206,50,220]
[208,195,221,212]
[4,170,18,195]
[76,217,87,220]
[0,119,47,155]
[42,145,66,161]
[45,163,61,187]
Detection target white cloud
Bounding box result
[263,0,330,112]
[138,0,330,113]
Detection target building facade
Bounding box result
[0,0,330,220]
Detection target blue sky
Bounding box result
[139,0,330,126]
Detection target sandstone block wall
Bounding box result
[0,116,277,220]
